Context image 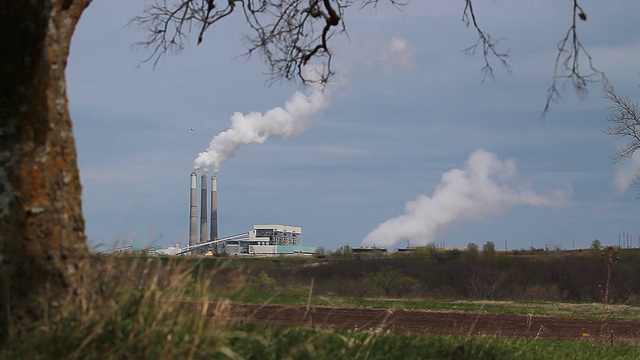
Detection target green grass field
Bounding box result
[5,306,640,359]
[4,256,640,359]
[232,293,640,321]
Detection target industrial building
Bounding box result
[183,172,314,256]
[225,224,303,254]
[253,224,301,246]
[184,224,311,256]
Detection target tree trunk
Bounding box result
[0,0,92,340]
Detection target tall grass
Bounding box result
[2,255,640,359]
[3,256,246,359]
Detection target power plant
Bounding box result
[183,172,315,256]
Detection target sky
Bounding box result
[67,0,640,252]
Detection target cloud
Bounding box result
[362,149,569,248]
[613,151,640,194]
[380,36,414,70]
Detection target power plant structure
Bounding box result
[184,173,315,256]
[187,172,222,253]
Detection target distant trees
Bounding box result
[365,267,418,297]
[315,246,327,258]
[591,239,603,250]
[264,250,640,303]
[333,245,353,257]
[467,266,505,299]
[207,239,623,303]
[466,243,479,259]
[243,271,280,295]
[482,241,496,255]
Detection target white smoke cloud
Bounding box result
[362,149,569,248]
[613,151,640,194]
[193,79,330,173]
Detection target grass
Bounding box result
[6,313,640,359]
[232,293,640,321]
[229,324,640,360]
[3,256,640,359]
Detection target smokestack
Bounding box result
[210,176,218,240]
[189,173,198,246]
[200,174,208,243]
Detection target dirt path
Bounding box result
[229,303,640,344]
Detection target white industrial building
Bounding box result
[253,224,301,245]
[225,224,303,254]
[176,224,314,256]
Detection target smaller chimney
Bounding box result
[200,174,208,243]
[188,173,198,247]
[211,176,218,241]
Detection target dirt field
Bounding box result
[229,303,640,345]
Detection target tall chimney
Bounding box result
[189,173,198,246]
[200,174,208,243]
[210,176,218,240]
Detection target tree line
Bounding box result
[249,247,640,304]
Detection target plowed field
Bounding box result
[230,303,640,344]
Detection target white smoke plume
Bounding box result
[362,149,569,248]
[193,80,330,172]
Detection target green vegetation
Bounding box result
[227,248,640,322]
[235,248,640,305]
[230,325,640,360]
[6,308,640,359]
[3,288,640,358]
[4,254,640,358]
[482,241,497,255]
[591,239,603,250]
[232,293,640,321]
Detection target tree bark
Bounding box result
[0,0,92,340]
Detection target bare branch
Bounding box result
[360,0,407,9]
[605,85,640,164]
[240,0,348,84]
[462,0,512,82]
[131,0,405,84]
[543,0,606,115]
[131,0,608,112]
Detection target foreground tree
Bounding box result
[0,0,94,339]
[0,0,609,340]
